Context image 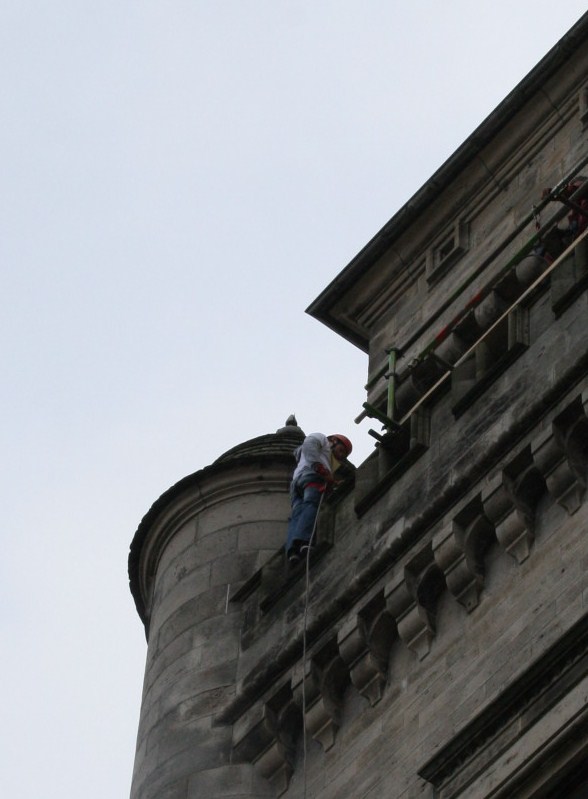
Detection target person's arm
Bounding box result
[300,434,327,466]
[301,435,334,482]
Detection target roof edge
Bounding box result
[306,12,588,339]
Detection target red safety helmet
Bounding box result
[329,434,352,456]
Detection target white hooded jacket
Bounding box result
[292,433,333,482]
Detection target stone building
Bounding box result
[129,13,588,799]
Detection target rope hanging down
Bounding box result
[301,491,325,799]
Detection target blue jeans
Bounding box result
[286,476,324,553]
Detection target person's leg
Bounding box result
[287,484,322,554]
[286,492,303,554]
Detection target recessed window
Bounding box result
[437,234,455,262]
[426,219,469,285]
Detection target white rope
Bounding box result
[301,491,325,799]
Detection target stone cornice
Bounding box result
[306,13,588,350]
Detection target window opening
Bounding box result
[426,219,469,285]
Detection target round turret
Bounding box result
[128,419,303,799]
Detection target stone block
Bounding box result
[152,588,223,653]
[151,564,212,631]
[237,520,288,552]
[211,551,260,587]
[158,659,239,720]
[136,729,231,799]
[155,521,197,570]
[187,764,269,798]
[142,628,199,701]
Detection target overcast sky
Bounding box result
[1,3,587,797]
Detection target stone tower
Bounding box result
[128,419,304,798]
[129,13,588,799]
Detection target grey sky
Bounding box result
[2,3,587,796]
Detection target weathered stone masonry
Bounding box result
[129,14,588,799]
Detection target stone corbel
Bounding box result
[292,638,349,752]
[385,546,445,660]
[338,592,396,706]
[483,449,544,564]
[553,398,588,503]
[433,500,494,613]
[232,683,299,796]
[532,398,588,515]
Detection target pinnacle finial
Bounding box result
[276,414,304,437]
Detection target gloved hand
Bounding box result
[313,462,334,485]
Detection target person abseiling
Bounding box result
[286,433,352,564]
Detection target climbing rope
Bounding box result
[301,491,325,799]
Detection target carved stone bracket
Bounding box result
[338,591,397,706]
[292,638,349,752]
[232,683,299,796]
[433,499,494,612]
[482,448,545,564]
[532,397,588,515]
[385,546,445,659]
[553,397,588,501]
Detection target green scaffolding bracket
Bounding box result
[385,347,400,421]
[361,402,402,435]
[361,347,402,440]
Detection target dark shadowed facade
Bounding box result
[129,14,588,798]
